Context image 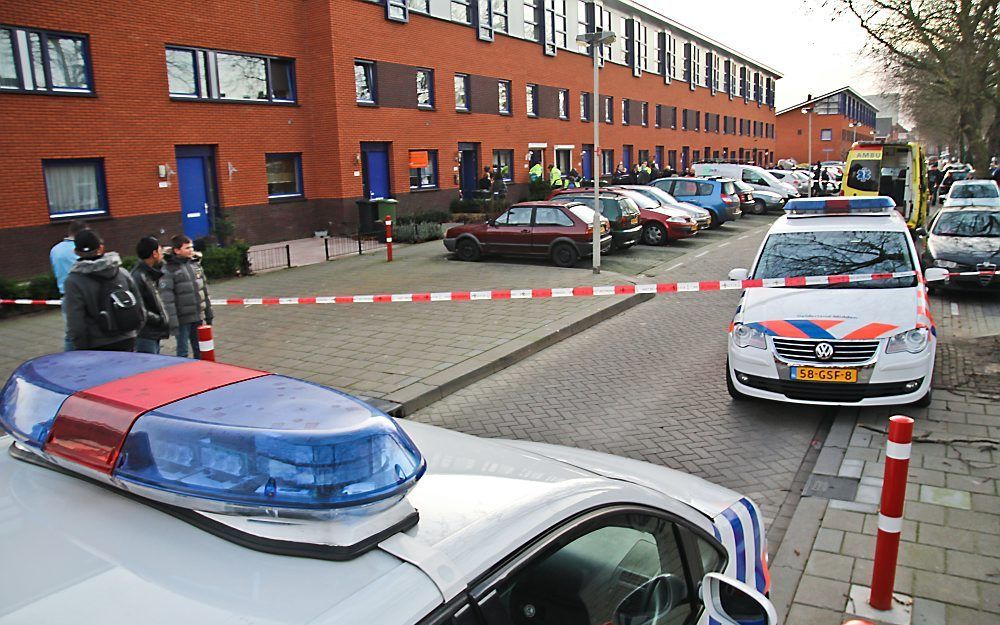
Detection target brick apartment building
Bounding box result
[775,87,877,165]
[0,0,780,278]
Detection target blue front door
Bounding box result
[460,149,478,199]
[175,147,214,241]
[581,145,593,180]
[362,143,390,199]
[623,145,632,169]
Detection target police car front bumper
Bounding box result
[728,337,935,406]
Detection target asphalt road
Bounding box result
[411,213,832,553]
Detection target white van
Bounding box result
[694,163,800,199]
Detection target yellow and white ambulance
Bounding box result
[842,141,929,230]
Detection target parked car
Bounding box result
[693,162,800,200]
[941,179,1000,209]
[619,184,713,230]
[444,201,611,267]
[546,189,645,249]
[767,170,809,196]
[553,186,699,245]
[919,207,1000,292]
[651,177,742,228]
[735,180,784,214]
[938,169,969,199]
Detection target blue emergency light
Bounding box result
[785,196,896,216]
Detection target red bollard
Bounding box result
[385,215,393,262]
[197,324,215,362]
[869,415,914,610]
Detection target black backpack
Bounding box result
[94,270,144,334]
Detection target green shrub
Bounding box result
[398,210,451,225]
[0,276,28,299]
[120,255,138,271]
[416,222,443,241]
[392,222,442,243]
[527,178,552,201]
[393,223,417,243]
[201,241,250,279]
[27,274,59,299]
[450,198,490,214]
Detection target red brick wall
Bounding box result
[776,109,874,164]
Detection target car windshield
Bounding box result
[932,211,1000,237]
[754,230,917,288]
[634,186,678,205]
[950,183,999,199]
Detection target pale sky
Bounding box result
[639,0,888,110]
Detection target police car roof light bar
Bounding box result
[785,196,896,217]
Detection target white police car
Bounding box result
[1,352,775,625]
[727,196,947,407]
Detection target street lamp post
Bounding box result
[849,121,859,144]
[802,106,813,197]
[577,29,616,274]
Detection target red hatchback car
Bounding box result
[444,201,611,268]
[547,187,697,246]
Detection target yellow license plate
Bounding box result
[791,367,858,383]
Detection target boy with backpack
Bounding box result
[62,229,145,351]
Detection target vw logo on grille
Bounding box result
[815,342,835,361]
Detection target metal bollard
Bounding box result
[197,324,216,362]
[869,415,914,610]
[385,215,393,262]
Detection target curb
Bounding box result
[378,291,654,416]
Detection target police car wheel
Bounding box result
[726,361,748,401]
[752,199,767,215]
[456,239,481,262]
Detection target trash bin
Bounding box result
[375,198,398,242]
[356,199,379,236]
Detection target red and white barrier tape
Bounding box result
[3,270,994,307]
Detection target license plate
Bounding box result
[630,217,638,225]
[791,366,858,383]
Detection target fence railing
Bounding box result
[246,229,386,274]
[247,244,292,273]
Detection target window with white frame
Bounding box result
[0,25,92,94]
[603,95,612,123]
[416,68,433,108]
[523,0,540,41]
[452,0,472,23]
[638,24,648,71]
[667,33,677,79]
[408,0,430,13]
[354,60,376,103]
[596,6,613,62]
[492,0,509,32]
[548,0,567,48]
[455,73,470,111]
[820,129,833,141]
[492,149,514,180]
[266,153,303,199]
[408,150,438,189]
[558,88,569,119]
[167,46,295,102]
[43,159,107,218]
[526,83,538,116]
[498,79,511,114]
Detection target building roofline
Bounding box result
[776,86,879,115]
[627,0,783,78]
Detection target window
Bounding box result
[266,153,303,199]
[526,83,538,116]
[386,0,409,22]
[408,150,438,189]
[523,0,540,41]
[408,0,430,13]
[495,205,533,225]
[596,6,613,62]
[622,98,630,125]
[498,79,511,114]
[580,92,591,121]
[638,24,648,71]
[601,149,615,175]
[668,106,677,129]
[492,0,509,32]
[416,68,433,108]
[558,88,569,119]
[666,32,677,79]
[0,26,92,93]
[166,47,296,103]
[535,206,574,226]
[681,109,688,130]
[641,102,649,127]
[355,60,376,103]
[452,0,472,23]
[492,149,514,180]
[603,96,612,123]
[478,0,494,40]
[820,128,833,141]
[455,73,470,111]
[43,159,107,218]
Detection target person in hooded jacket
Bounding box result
[131,236,170,354]
[160,234,214,358]
[62,229,145,352]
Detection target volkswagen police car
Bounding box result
[726,197,947,407]
[1,352,775,625]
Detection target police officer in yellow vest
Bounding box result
[548,163,563,189]
[529,161,543,182]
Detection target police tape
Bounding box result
[3,271,995,308]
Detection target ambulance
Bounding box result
[842,141,929,230]
[727,196,948,407]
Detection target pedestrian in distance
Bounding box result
[637,161,652,185]
[567,168,580,188]
[62,229,145,352]
[50,219,87,351]
[490,166,507,199]
[478,167,492,191]
[927,162,943,205]
[528,160,543,182]
[131,236,170,355]
[548,163,563,189]
[160,234,214,359]
[614,161,628,184]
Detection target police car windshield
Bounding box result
[754,230,917,288]
[950,183,999,199]
[933,211,1000,237]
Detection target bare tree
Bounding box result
[821,0,999,172]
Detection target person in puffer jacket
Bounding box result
[159,234,214,358]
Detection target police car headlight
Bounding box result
[934,259,959,269]
[732,323,767,349]
[886,328,929,354]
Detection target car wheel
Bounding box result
[456,238,481,262]
[752,199,767,215]
[551,243,579,268]
[911,387,932,408]
[643,223,667,245]
[726,360,747,401]
[709,211,721,229]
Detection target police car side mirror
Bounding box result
[700,572,777,625]
[915,227,928,237]
[924,267,949,282]
[729,268,750,281]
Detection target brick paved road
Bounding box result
[411,215,832,542]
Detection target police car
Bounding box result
[726,197,947,407]
[1,352,775,625]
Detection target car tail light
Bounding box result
[722,194,737,206]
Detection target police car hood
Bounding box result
[737,287,918,339]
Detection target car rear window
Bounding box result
[721,181,736,195]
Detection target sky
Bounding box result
[639,0,889,110]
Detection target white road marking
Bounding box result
[739,234,751,240]
[718,242,730,248]
[951,302,960,316]
[695,250,709,258]
[665,263,684,271]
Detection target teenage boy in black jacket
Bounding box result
[131,236,170,354]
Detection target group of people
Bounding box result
[526,162,584,189]
[50,221,214,357]
[612,160,676,185]
[477,166,510,198]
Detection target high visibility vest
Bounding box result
[550,167,562,187]
[529,164,543,182]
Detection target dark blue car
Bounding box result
[651,177,742,228]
